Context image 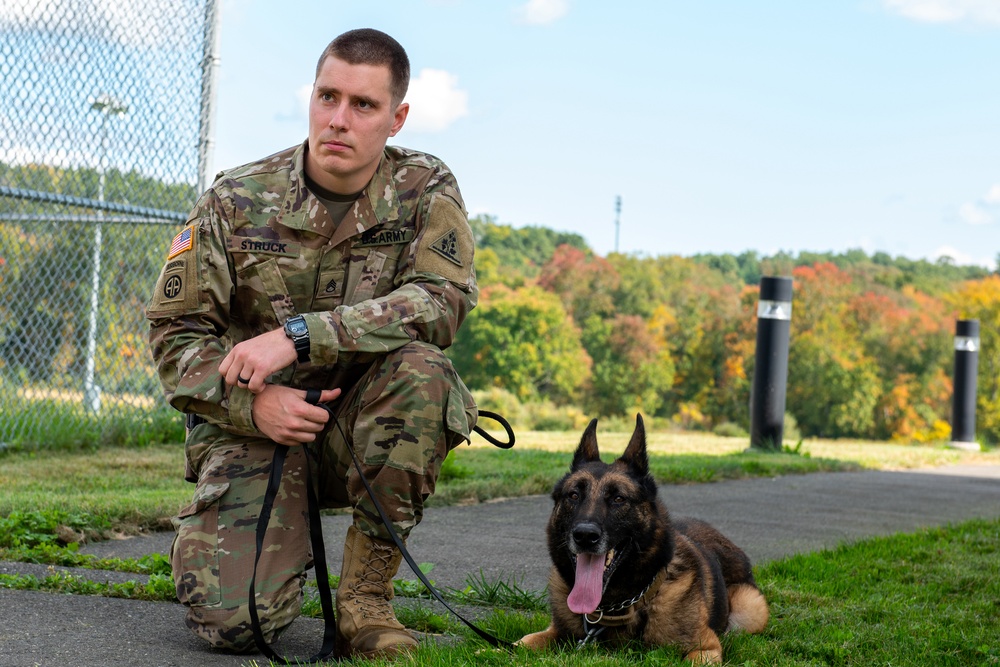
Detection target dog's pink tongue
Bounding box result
[567,553,605,614]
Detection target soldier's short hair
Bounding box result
[316,28,410,106]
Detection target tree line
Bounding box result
[3,159,999,444]
[449,216,999,444]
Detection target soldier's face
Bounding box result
[306,56,408,194]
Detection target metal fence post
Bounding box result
[949,319,980,451]
[0,0,216,447]
[750,276,793,451]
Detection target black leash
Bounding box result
[248,417,337,662]
[249,390,516,662]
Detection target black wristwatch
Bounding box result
[284,315,310,364]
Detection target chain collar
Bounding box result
[576,569,667,648]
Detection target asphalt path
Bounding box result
[2,464,998,667]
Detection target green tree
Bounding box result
[469,215,588,285]
[581,314,675,417]
[447,285,591,402]
[537,244,619,322]
[786,263,882,437]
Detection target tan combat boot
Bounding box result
[335,525,418,659]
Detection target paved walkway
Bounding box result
[2,464,999,667]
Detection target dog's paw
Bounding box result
[515,627,557,650]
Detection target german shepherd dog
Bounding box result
[518,416,768,664]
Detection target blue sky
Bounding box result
[211,0,1000,266]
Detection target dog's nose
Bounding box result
[572,523,603,549]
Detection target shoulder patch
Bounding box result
[429,229,463,266]
[147,247,201,317]
[167,225,194,259]
[414,192,474,286]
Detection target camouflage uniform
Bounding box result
[146,141,478,651]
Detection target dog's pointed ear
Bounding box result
[619,414,649,477]
[572,418,601,470]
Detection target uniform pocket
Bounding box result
[171,481,230,607]
[234,258,295,331]
[345,251,388,304]
[445,385,478,450]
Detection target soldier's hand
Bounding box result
[251,385,341,446]
[219,328,296,393]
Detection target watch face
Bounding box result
[287,319,307,335]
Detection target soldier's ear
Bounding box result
[389,102,408,137]
[572,419,601,470]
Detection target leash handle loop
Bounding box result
[473,410,515,449]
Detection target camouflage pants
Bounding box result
[170,341,477,651]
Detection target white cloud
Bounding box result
[296,83,313,116]
[881,0,1000,26]
[402,68,469,133]
[0,0,193,48]
[0,143,95,171]
[958,183,1000,225]
[959,202,993,225]
[516,0,570,25]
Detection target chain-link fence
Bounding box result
[0,0,219,448]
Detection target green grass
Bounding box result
[2,431,996,543]
[1,435,998,666]
[0,396,183,452]
[0,446,190,542]
[0,570,177,603]
[431,446,861,505]
[8,517,997,667]
[263,518,999,667]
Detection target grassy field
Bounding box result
[1,431,998,666]
[1,430,997,541]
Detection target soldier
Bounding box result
[146,28,478,659]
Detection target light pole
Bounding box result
[614,195,621,254]
[85,93,128,413]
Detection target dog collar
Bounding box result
[578,567,668,647]
[595,568,666,618]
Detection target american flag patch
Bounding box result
[167,226,194,259]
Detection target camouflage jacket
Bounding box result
[146,142,478,435]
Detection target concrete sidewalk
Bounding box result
[2,464,999,667]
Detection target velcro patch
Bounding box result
[227,236,300,257]
[147,251,201,316]
[414,193,473,286]
[430,229,462,266]
[167,225,194,259]
[315,269,345,300]
[355,227,414,248]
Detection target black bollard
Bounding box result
[750,276,793,451]
[950,319,981,451]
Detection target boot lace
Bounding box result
[348,541,396,621]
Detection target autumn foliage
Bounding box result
[449,217,999,444]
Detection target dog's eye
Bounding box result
[568,490,580,501]
[612,495,626,506]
